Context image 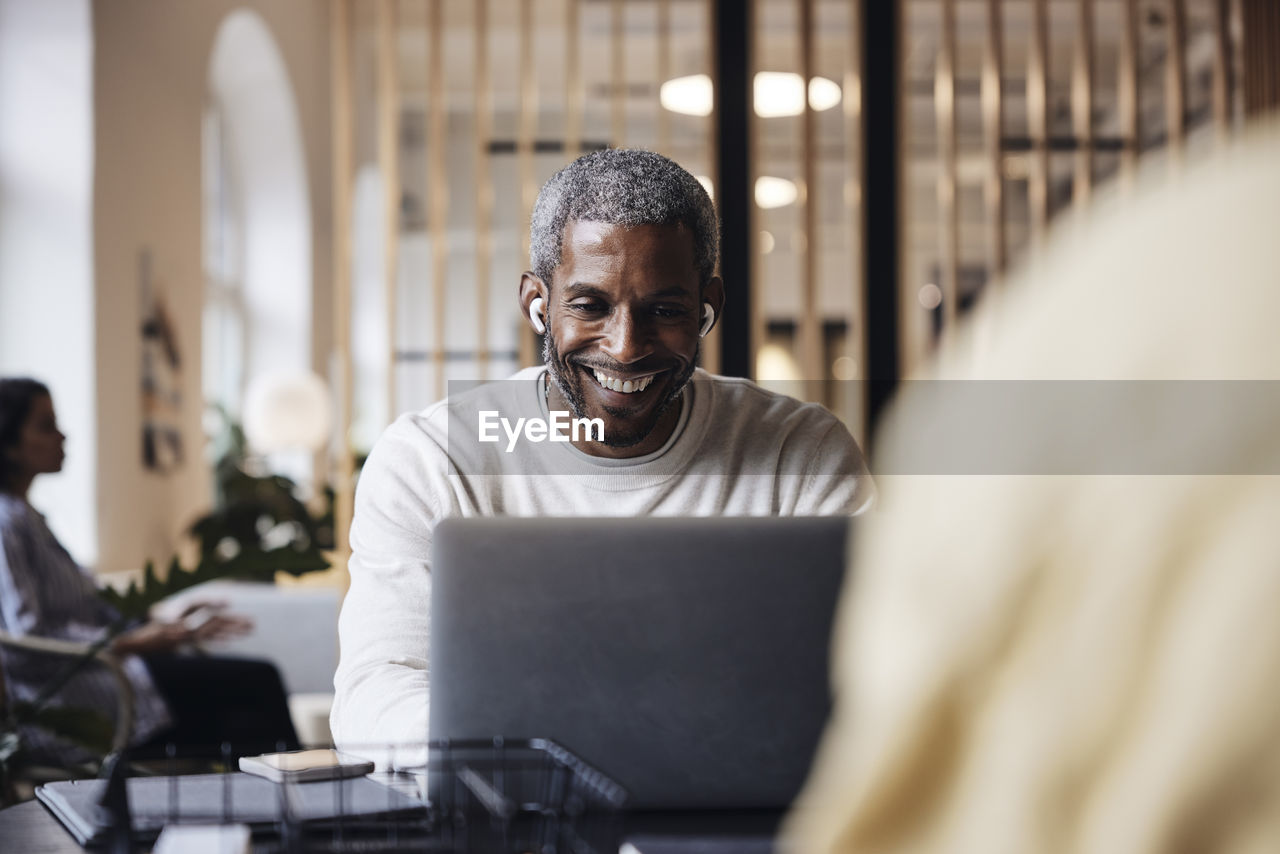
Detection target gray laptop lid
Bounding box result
[429,516,852,810]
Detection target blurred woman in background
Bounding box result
[0,377,298,767]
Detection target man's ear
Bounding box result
[519,272,548,334]
[701,276,726,335]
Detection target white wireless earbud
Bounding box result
[529,297,546,334]
[699,304,715,338]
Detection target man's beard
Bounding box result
[542,332,696,449]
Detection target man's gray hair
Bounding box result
[529,148,719,287]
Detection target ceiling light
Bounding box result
[754,72,842,118]
[660,74,713,117]
[661,72,842,119]
[755,176,798,209]
[808,77,842,111]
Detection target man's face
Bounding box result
[531,220,722,458]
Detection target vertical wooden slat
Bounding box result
[1071,0,1094,206]
[1245,0,1280,116]
[518,0,537,368]
[1118,0,1141,183]
[566,0,583,162]
[1244,0,1254,112]
[845,0,866,438]
[330,0,355,561]
[1212,0,1233,138]
[376,0,401,418]
[428,0,448,397]
[612,0,625,145]
[1242,0,1280,116]
[935,0,959,330]
[475,0,493,379]
[703,0,722,376]
[982,0,1006,276]
[799,0,821,383]
[713,0,752,375]
[748,0,765,377]
[1229,0,1243,121]
[1165,0,1187,158]
[1243,0,1261,114]
[1027,0,1050,240]
[657,0,671,155]
[863,0,903,432]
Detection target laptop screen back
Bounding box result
[429,516,852,810]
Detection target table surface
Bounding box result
[0,793,784,853]
[0,799,84,854]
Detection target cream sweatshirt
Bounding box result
[332,367,874,753]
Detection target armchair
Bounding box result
[0,629,135,804]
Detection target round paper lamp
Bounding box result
[243,371,333,453]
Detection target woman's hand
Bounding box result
[112,605,253,655]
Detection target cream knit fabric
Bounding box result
[786,121,1280,854]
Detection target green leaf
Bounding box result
[99,543,331,620]
[99,410,333,619]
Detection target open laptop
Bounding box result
[429,516,853,811]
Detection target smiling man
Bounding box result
[529,218,712,455]
[331,149,875,755]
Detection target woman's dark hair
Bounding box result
[0,377,51,489]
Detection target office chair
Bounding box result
[0,629,134,805]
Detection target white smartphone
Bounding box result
[238,749,374,783]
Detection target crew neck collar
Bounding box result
[532,367,696,468]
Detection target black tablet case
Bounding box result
[36,772,421,846]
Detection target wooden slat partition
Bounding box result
[376,0,401,416]
[1027,0,1050,240]
[845,0,866,436]
[566,0,583,162]
[702,0,722,375]
[330,0,355,559]
[799,0,821,381]
[1118,0,1141,183]
[518,0,537,368]
[475,0,493,379]
[1212,0,1234,137]
[1241,0,1280,117]
[982,0,1006,276]
[935,0,959,329]
[748,0,765,375]
[428,0,448,397]
[612,0,625,145]
[1071,0,1094,206]
[657,0,671,155]
[1165,0,1187,159]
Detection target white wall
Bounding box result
[92,0,331,573]
[0,0,97,563]
[210,10,313,384]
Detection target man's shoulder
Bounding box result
[695,370,844,429]
[688,372,872,509]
